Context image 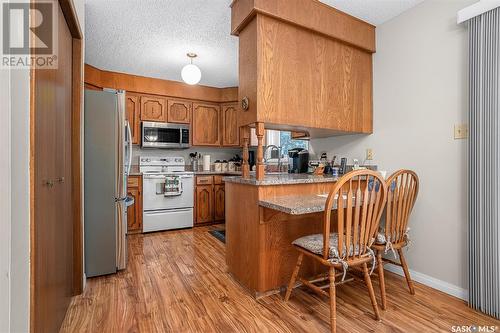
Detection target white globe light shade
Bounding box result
[181,64,201,85]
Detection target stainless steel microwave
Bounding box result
[141,122,190,149]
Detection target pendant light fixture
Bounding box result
[181,53,201,85]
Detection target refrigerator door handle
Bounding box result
[126,121,132,175]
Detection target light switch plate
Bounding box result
[366,148,373,160]
[454,124,468,139]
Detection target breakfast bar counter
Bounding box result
[224,174,340,297]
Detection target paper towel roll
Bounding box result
[203,155,211,171]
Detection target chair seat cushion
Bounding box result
[292,233,360,261]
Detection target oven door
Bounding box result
[141,122,190,148]
[143,175,194,211]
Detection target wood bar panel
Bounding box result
[231,0,376,53]
[225,181,338,295]
[255,15,373,133]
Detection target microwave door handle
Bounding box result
[179,128,183,145]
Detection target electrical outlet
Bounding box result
[366,148,373,161]
[454,124,468,139]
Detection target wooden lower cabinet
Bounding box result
[127,175,143,234]
[214,184,225,221]
[196,185,213,224]
[194,175,225,225]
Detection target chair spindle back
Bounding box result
[384,170,419,245]
[323,170,388,261]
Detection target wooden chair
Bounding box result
[284,170,388,333]
[373,169,419,310]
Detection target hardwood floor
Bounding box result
[61,226,499,332]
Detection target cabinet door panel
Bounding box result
[196,185,213,224]
[127,189,142,233]
[167,99,191,124]
[214,184,225,221]
[222,103,239,146]
[192,103,221,146]
[140,96,166,122]
[126,93,140,144]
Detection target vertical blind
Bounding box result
[468,7,500,319]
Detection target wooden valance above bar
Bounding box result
[230,0,376,53]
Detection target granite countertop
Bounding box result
[259,193,350,215]
[194,170,242,176]
[129,165,142,176]
[223,173,339,186]
[127,166,242,176]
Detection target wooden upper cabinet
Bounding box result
[140,96,166,122]
[125,93,140,145]
[221,103,240,146]
[167,99,191,124]
[192,102,221,146]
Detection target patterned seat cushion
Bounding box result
[292,233,360,261]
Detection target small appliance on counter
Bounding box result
[288,148,309,173]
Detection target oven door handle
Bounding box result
[145,175,168,179]
[144,208,192,216]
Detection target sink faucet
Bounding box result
[264,145,283,172]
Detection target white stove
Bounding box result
[140,157,194,232]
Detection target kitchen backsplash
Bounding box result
[131,146,242,165]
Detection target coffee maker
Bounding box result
[288,148,309,173]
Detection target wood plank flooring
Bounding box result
[61,225,500,332]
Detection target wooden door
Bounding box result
[126,93,140,144]
[214,184,225,221]
[192,103,221,146]
[167,99,191,124]
[32,2,74,332]
[140,96,166,122]
[196,186,213,224]
[222,103,239,146]
[127,176,142,233]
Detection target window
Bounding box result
[280,131,309,155]
[265,130,309,157]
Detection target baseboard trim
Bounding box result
[384,263,468,301]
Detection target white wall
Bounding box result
[0,69,12,333]
[9,68,31,333]
[310,0,474,297]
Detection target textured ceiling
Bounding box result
[320,0,424,26]
[85,0,424,88]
